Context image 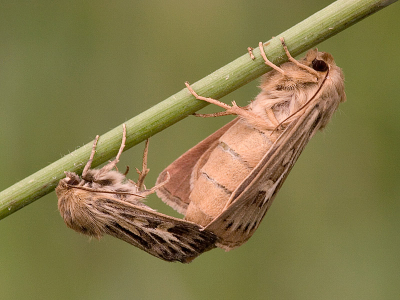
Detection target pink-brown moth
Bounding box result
[156,38,346,251]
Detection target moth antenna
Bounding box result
[82,135,100,177]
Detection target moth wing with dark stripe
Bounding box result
[56,123,218,263]
[75,194,217,263]
[205,106,322,250]
[156,119,239,214]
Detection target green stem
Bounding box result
[0,0,396,220]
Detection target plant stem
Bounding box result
[0,0,396,220]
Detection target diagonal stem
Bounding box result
[0,0,396,220]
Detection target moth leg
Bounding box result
[258,40,293,129]
[136,139,150,191]
[82,135,100,177]
[247,47,255,60]
[194,111,233,118]
[279,37,319,77]
[114,165,130,175]
[185,81,243,116]
[185,82,232,111]
[265,108,280,127]
[185,82,276,131]
[139,172,170,198]
[259,42,285,74]
[97,124,127,175]
[123,166,130,176]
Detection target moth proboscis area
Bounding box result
[56,124,218,263]
[156,37,346,251]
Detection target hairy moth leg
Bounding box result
[136,139,150,191]
[82,135,100,178]
[247,47,255,60]
[185,82,276,132]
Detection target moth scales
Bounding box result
[56,124,217,263]
[156,38,346,250]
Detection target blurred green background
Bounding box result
[1,1,399,299]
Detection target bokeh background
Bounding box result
[1,1,399,299]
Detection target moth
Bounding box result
[156,38,346,251]
[56,124,217,263]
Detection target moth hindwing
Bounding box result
[156,38,346,250]
[56,124,217,263]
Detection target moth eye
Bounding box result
[312,59,329,72]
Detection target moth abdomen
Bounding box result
[185,119,274,227]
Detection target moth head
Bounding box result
[63,171,81,186]
[304,49,336,71]
[55,172,81,199]
[314,51,346,104]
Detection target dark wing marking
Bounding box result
[94,197,217,263]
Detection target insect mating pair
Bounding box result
[56,38,346,263]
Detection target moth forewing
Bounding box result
[205,103,324,249]
[156,38,345,251]
[56,124,217,263]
